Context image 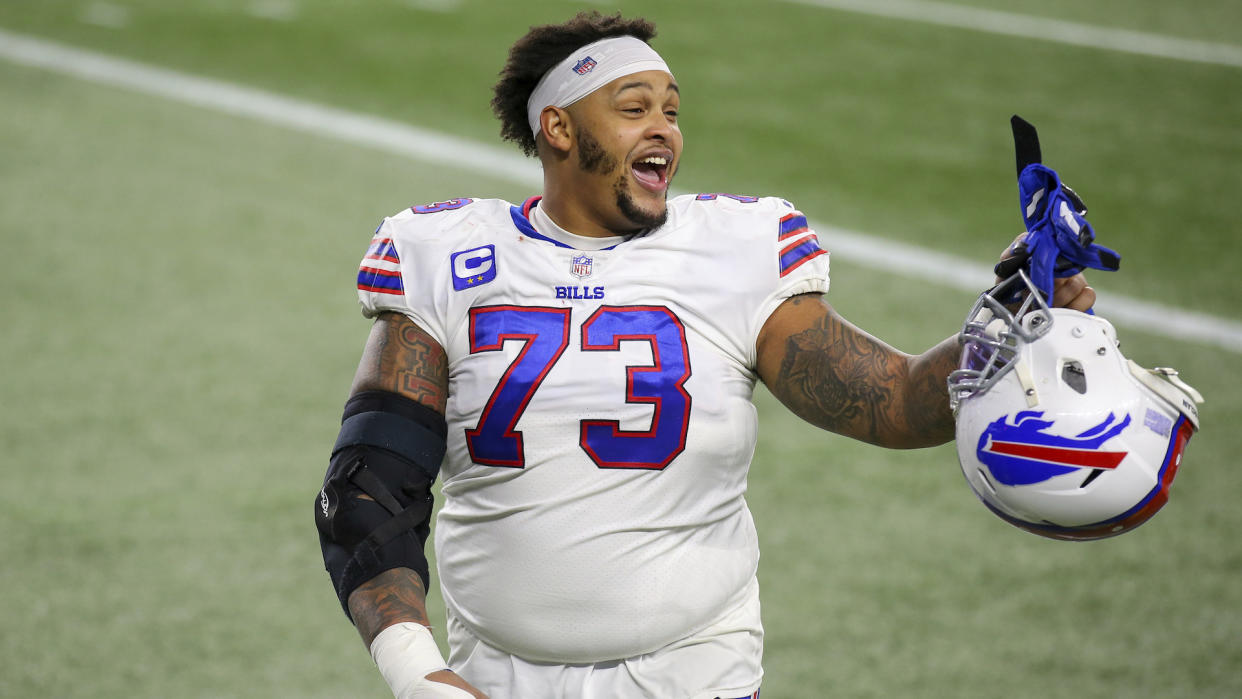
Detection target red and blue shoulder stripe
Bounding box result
[358,225,405,296]
[357,266,404,295]
[777,212,825,277]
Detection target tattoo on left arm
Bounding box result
[903,336,961,443]
[770,304,958,447]
[777,321,899,444]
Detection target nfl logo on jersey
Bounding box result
[570,254,593,278]
[573,56,597,75]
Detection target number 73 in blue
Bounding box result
[465,305,692,471]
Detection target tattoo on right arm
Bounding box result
[391,321,448,407]
[352,312,449,412]
[348,568,431,648]
[345,313,447,647]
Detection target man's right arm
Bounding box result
[349,310,449,416]
[345,310,447,646]
[332,311,486,698]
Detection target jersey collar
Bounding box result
[509,196,632,251]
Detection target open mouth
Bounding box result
[630,154,670,192]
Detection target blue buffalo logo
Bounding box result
[977,411,1130,486]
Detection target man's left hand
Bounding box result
[1051,273,1095,312]
[999,231,1095,312]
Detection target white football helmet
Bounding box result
[948,272,1204,541]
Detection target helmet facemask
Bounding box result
[948,270,1054,413]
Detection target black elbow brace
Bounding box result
[314,390,447,619]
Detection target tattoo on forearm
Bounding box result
[903,338,960,440]
[349,568,430,647]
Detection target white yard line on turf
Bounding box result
[2,27,1240,352]
[784,0,1242,69]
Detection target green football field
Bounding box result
[2,1,1240,697]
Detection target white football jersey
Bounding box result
[356,193,830,663]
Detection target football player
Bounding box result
[314,11,1095,699]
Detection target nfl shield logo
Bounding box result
[573,57,597,75]
[570,254,593,278]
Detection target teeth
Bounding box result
[638,156,668,166]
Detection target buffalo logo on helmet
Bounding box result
[976,410,1131,486]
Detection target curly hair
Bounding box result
[491,11,658,157]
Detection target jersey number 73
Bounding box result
[465,305,692,470]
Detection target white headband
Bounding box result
[526,35,673,136]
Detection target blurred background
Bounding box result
[2,1,1239,696]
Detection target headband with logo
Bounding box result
[526,35,673,136]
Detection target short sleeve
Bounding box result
[355,216,448,346]
[750,201,831,341]
[357,218,407,314]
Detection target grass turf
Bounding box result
[2,2,1240,696]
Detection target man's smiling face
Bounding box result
[567,69,682,233]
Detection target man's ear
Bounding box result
[539,106,573,153]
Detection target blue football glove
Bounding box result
[993,116,1120,310]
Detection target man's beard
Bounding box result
[578,127,669,232]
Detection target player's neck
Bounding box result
[529,200,625,251]
[541,176,643,239]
